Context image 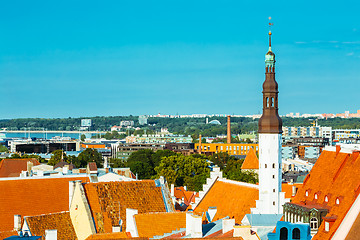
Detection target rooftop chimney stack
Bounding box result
[45,229,57,240]
[14,215,21,232]
[227,115,231,144]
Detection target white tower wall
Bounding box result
[252,133,284,214]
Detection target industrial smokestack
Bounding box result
[227,116,231,144]
[198,135,202,154]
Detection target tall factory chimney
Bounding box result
[227,115,231,144]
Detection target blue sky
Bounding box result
[1,1,359,119]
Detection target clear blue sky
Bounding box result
[1,0,359,119]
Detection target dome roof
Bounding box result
[208,120,221,125]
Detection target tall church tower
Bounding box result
[252,20,286,214]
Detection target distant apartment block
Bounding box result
[112,143,164,160]
[120,120,134,127]
[126,134,192,144]
[194,143,258,156]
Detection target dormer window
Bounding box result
[306,191,309,197]
[336,198,340,205]
[325,196,329,203]
[315,194,318,200]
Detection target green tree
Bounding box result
[48,150,68,166]
[80,134,86,141]
[155,154,210,191]
[109,158,126,168]
[77,148,103,168]
[209,152,237,169]
[223,159,258,184]
[0,145,9,152]
[127,149,156,179]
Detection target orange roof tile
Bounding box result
[0,230,17,239]
[83,180,167,234]
[290,150,360,239]
[25,211,76,240]
[85,232,133,240]
[0,158,40,178]
[194,179,258,223]
[174,187,197,205]
[241,148,259,170]
[281,183,303,200]
[135,212,186,238]
[0,176,89,232]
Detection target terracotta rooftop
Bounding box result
[135,212,186,238]
[83,180,167,234]
[194,179,258,223]
[290,149,360,239]
[0,158,40,178]
[54,161,74,170]
[85,232,130,239]
[25,211,76,240]
[88,162,98,172]
[0,230,17,239]
[0,176,89,232]
[174,187,198,205]
[241,148,259,170]
[281,182,302,200]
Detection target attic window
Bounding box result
[325,196,329,203]
[336,198,340,205]
[325,221,330,232]
[305,191,309,197]
[315,194,318,200]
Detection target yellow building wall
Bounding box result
[194,143,258,155]
[70,182,96,240]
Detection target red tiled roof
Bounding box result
[135,212,186,238]
[291,150,360,239]
[0,158,40,178]
[0,176,89,232]
[281,183,303,200]
[25,211,77,240]
[194,179,258,223]
[83,180,167,234]
[174,187,198,205]
[88,162,98,171]
[85,232,132,240]
[0,230,17,239]
[241,148,259,170]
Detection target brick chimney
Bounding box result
[227,115,231,144]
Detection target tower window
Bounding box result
[265,164,267,168]
[273,189,275,192]
[272,163,275,168]
[270,97,274,107]
[266,97,269,107]
[273,175,275,179]
[273,201,275,206]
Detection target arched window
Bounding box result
[270,97,274,107]
[292,228,301,239]
[280,227,288,240]
[310,217,318,229]
[272,163,275,168]
[266,97,269,107]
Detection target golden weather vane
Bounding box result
[268,17,273,49]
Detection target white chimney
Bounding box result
[159,176,165,185]
[171,184,175,197]
[186,213,202,238]
[45,229,57,240]
[222,218,235,234]
[292,185,297,197]
[206,207,217,222]
[14,215,21,231]
[126,208,139,237]
[62,166,69,175]
[112,226,121,232]
[27,161,33,173]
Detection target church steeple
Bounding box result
[258,18,282,134]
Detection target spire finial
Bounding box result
[268,17,273,50]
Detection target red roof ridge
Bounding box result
[24,210,70,218]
